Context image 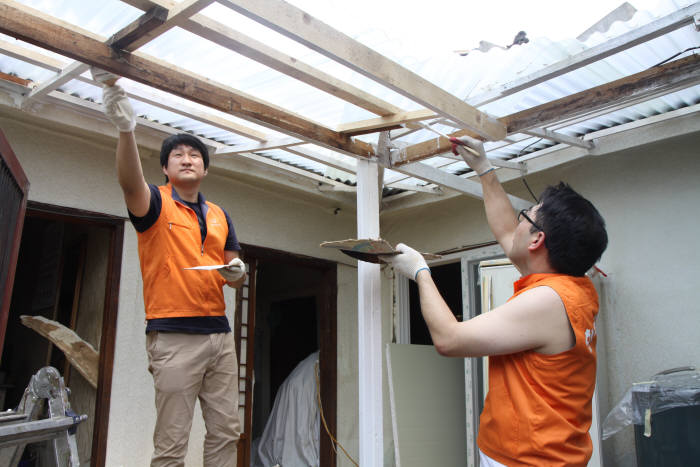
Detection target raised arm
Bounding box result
[387,244,572,357]
[451,137,520,261]
[92,68,150,217]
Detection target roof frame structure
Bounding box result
[0,0,696,203]
[0,2,699,466]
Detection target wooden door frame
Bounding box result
[239,243,337,467]
[0,128,30,361]
[24,201,124,467]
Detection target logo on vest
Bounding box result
[585,323,596,353]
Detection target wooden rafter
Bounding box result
[121,0,404,117]
[391,54,700,166]
[336,109,437,136]
[218,0,506,140]
[0,38,270,141]
[0,0,373,158]
[503,54,700,134]
[110,0,214,51]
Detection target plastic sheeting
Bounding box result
[602,367,700,439]
[252,351,320,467]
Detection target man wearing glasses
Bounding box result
[386,136,608,467]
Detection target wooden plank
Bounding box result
[337,109,437,135]
[121,0,404,117]
[20,315,99,389]
[0,0,373,158]
[0,71,31,86]
[392,54,700,166]
[110,1,214,51]
[0,38,270,141]
[218,0,506,140]
[383,104,700,213]
[503,54,700,134]
[108,5,168,50]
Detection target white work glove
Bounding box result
[385,243,430,281]
[218,258,246,282]
[90,67,136,132]
[450,135,493,176]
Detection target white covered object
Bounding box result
[253,351,320,467]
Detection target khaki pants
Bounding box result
[146,332,241,467]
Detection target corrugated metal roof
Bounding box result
[0,0,698,192]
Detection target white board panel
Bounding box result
[387,343,467,467]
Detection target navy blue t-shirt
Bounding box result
[129,184,240,334]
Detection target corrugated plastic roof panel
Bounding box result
[0,0,697,191]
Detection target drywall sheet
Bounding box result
[386,343,467,467]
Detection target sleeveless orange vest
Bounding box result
[478,273,599,466]
[136,184,229,320]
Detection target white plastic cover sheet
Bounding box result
[252,351,320,467]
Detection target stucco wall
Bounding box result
[382,132,700,466]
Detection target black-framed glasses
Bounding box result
[518,208,544,231]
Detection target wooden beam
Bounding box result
[121,0,404,117]
[108,5,168,50]
[0,71,31,87]
[0,0,373,157]
[0,38,270,141]
[218,0,506,140]
[20,315,99,389]
[503,54,700,134]
[392,54,700,166]
[336,109,437,135]
[110,1,214,51]
[383,104,700,213]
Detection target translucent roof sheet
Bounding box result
[0,0,698,194]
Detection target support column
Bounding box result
[356,158,383,466]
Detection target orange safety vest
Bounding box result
[136,184,229,320]
[478,273,599,466]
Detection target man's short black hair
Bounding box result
[535,182,608,276]
[160,133,209,182]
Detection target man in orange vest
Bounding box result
[92,68,245,467]
[387,136,608,466]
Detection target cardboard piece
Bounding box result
[320,238,441,264]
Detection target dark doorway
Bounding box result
[235,245,337,467]
[409,261,462,345]
[268,295,319,404]
[0,202,123,467]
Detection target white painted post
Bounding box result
[356,158,383,466]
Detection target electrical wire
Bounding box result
[516,137,543,202]
[315,362,359,467]
[650,47,700,68]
